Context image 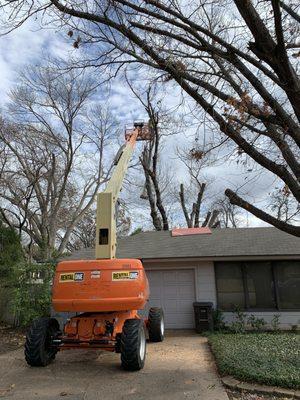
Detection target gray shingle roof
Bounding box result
[65,227,300,261]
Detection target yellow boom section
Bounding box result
[95,129,139,259]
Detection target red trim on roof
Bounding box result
[171,227,212,237]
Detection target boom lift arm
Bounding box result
[95,122,153,259]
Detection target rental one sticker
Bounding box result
[112,271,139,281]
[59,272,84,282]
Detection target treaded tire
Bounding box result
[25,317,59,367]
[120,319,146,371]
[148,308,164,342]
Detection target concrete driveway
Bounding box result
[0,331,228,400]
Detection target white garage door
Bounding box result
[142,269,196,329]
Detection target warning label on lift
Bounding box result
[112,271,139,281]
[59,272,84,282]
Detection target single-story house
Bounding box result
[65,227,300,330]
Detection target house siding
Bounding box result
[195,261,217,305]
[222,311,300,330]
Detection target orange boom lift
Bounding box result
[24,123,164,371]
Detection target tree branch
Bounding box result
[225,189,300,237]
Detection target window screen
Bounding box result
[245,262,276,309]
[215,260,300,311]
[275,261,300,309]
[215,262,245,310]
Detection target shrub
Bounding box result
[213,309,226,331]
[230,307,247,333]
[271,314,280,332]
[247,315,266,331]
[291,324,299,332]
[11,263,55,327]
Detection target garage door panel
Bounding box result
[163,302,177,313]
[162,271,178,283]
[164,286,178,298]
[144,269,196,329]
[180,314,195,328]
[178,285,195,298]
[148,273,162,286]
[164,313,179,325]
[164,301,193,314]
[177,270,194,282]
[165,313,193,327]
[150,286,162,298]
[177,299,194,310]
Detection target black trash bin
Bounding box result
[193,302,214,333]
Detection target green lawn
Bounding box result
[208,333,300,390]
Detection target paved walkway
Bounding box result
[0,331,228,400]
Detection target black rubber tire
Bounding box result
[148,308,164,342]
[25,317,60,367]
[120,319,146,371]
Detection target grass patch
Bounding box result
[208,333,300,390]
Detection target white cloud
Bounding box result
[0,16,282,230]
[0,19,71,104]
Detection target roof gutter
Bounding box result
[141,254,300,263]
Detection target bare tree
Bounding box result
[177,146,220,228]
[269,185,300,223]
[66,201,131,251]
[179,183,220,228]
[127,82,174,231]
[212,196,242,228]
[63,208,96,252]
[66,200,131,252]
[128,82,220,230]
[140,113,170,229]
[1,0,300,236]
[0,63,116,260]
[116,200,132,237]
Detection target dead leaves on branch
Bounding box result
[66,29,81,48]
[189,148,205,161]
[223,93,273,133]
[282,184,291,197]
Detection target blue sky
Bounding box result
[0,17,272,229]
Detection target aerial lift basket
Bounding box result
[125,121,155,141]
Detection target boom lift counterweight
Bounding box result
[24,122,165,371]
